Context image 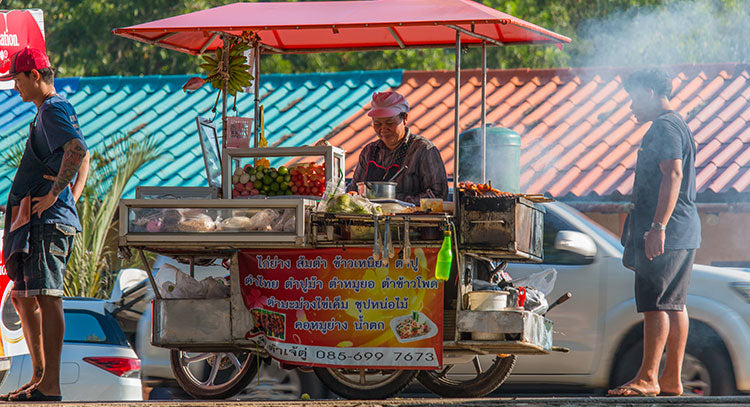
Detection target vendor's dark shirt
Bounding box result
[632,111,700,249]
[347,130,448,204]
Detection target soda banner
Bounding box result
[1,9,46,90]
[237,247,443,369]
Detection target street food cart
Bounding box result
[113,0,571,400]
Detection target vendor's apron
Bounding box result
[2,117,67,280]
[364,134,411,183]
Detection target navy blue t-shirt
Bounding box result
[632,111,701,249]
[21,95,86,231]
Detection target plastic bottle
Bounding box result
[435,230,453,281]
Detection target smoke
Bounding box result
[572,0,750,67]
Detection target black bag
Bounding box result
[621,212,641,271]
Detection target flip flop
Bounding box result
[607,385,658,397]
[9,388,62,402]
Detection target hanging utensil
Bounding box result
[382,217,391,267]
[403,218,411,261]
[386,217,395,259]
[385,164,409,182]
[372,215,381,261]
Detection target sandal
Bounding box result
[607,385,658,397]
[9,388,62,402]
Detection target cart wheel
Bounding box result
[416,355,516,398]
[313,367,417,399]
[170,350,259,399]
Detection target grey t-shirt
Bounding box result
[632,111,701,249]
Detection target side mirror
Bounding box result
[554,230,597,258]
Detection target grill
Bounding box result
[457,193,544,262]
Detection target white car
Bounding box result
[0,297,142,401]
[430,202,750,396]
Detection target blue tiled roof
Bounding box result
[0,70,402,200]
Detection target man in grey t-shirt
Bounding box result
[608,69,701,397]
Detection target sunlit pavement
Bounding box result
[8,396,750,406]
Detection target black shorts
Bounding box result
[10,223,76,298]
[634,248,695,312]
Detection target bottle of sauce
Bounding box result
[435,230,453,281]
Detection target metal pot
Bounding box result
[356,181,396,199]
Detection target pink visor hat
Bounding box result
[0,47,50,81]
[367,91,410,118]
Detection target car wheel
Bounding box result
[170,350,259,399]
[611,337,735,396]
[313,367,416,399]
[416,355,516,398]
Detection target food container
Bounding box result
[420,198,444,213]
[467,290,510,311]
[357,181,396,199]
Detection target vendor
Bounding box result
[347,91,448,204]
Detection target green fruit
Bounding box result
[285,190,293,195]
[263,175,273,185]
[280,183,289,190]
[270,183,280,192]
[276,175,285,183]
[256,165,265,172]
[278,166,289,175]
[253,180,263,189]
[284,174,291,182]
[269,170,279,179]
[245,167,256,175]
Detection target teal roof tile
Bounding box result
[0,70,403,199]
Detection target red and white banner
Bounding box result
[1,9,46,90]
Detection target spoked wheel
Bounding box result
[170,350,259,399]
[313,367,417,399]
[417,355,517,398]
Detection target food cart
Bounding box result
[113,0,571,400]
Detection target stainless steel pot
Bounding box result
[356,181,396,199]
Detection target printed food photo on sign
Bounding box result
[237,247,443,369]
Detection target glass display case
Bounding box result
[221,146,345,199]
[119,198,316,250]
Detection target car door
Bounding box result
[507,206,604,375]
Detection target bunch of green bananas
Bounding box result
[200,41,254,97]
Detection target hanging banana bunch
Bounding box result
[199,39,254,98]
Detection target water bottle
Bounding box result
[435,230,453,281]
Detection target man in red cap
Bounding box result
[1,47,90,402]
[347,91,448,203]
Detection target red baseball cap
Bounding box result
[0,47,50,81]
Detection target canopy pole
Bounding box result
[453,31,461,219]
[481,40,487,184]
[221,35,229,149]
[253,41,261,148]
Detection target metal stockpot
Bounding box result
[356,181,396,199]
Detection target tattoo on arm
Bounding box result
[51,138,87,197]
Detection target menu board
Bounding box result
[237,247,443,369]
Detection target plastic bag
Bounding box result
[316,168,347,212]
[513,268,557,296]
[158,264,207,298]
[247,209,280,231]
[324,193,383,215]
[271,209,296,232]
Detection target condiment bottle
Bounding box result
[435,230,453,281]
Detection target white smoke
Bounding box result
[573,0,750,67]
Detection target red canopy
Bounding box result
[112,0,570,55]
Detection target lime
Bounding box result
[263,175,273,185]
[270,182,280,192]
[276,175,285,183]
[280,182,289,190]
[278,166,289,175]
[255,165,265,173]
[284,174,291,182]
[253,180,263,189]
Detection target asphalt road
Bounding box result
[8,396,750,406]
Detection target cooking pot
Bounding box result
[357,181,396,199]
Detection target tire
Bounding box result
[611,336,735,396]
[416,355,516,398]
[313,367,417,399]
[170,350,259,399]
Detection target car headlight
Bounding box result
[730,283,750,303]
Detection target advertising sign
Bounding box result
[0,230,27,357]
[238,247,443,369]
[1,9,46,90]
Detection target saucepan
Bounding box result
[357,181,397,199]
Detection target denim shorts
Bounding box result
[634,248,695,312]
[11,223,76,298]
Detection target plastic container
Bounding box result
[458,125,520,193]
[468,290,510,311]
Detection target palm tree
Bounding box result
[65,135,162,298]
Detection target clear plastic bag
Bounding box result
[271,209,296,232]
[513,268,557,296]
[324,193,383,215]
[246,209,280,231]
